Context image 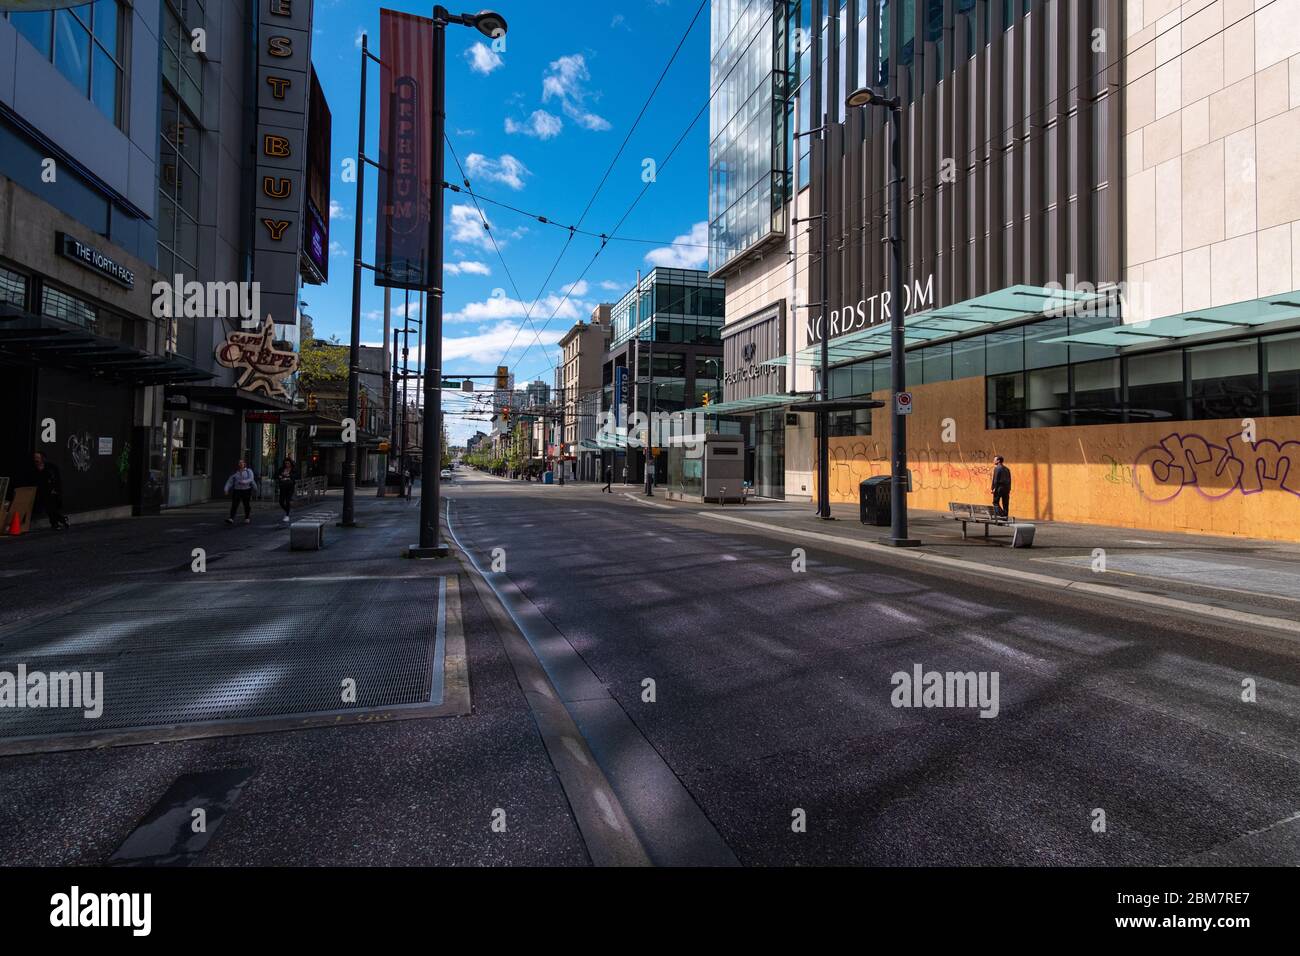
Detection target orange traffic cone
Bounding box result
[7,512,21,536]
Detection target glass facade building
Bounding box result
[708,0,793,273]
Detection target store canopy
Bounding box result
[1041,291,1300,348]
[0,305,210,386]
[769,284,1108,368]
[679,392,810,416]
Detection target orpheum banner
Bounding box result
[376,8,434,290]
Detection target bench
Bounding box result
[947,502,1036,547]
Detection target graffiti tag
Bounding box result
[1134,432,1300,502]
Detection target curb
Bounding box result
[698,512,1300,639]
[445,501,653,867]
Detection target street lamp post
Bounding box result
[341,34,371,528]
[847,86,919,546]
[409,7,508,559]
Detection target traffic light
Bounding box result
[701,391,711,407]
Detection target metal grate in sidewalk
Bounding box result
[0,575,447,743]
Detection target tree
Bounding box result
[296,334,348,394]
[440,422,452,470]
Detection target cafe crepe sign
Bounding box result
[215,316,298,399]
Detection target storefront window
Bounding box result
[1265,333,1300,417]
[1071,358,1122,425]
[1188,340,1261,420]
[1126,351,1185,423]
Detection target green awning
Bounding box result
[1042,291,1300,348]
[680,392,811,416]
[769,283,1108,367]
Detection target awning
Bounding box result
[681,392,811,416]
[165,384,297,412]
[0,305,211,386]
[770,284,1108,368]
[1042,291,1300,348]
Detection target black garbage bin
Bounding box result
[860,475,891,526]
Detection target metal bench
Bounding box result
[947,502,1036,547]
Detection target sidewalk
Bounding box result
[610,488,1300,631]
[0,488,591,864]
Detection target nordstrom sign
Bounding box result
[807,274,934,343]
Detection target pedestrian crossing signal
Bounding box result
[701,392,711,407]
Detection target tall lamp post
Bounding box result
[847,86,919,546]
[409,7,508,558]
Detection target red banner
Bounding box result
[376,9,433,290]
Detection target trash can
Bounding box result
[542,471,554,484]
[860,476,891,526]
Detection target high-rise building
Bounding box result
[709,0,1300,539]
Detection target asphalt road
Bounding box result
[446,470,1300,866]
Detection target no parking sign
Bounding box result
[895,391,913,415]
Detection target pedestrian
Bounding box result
[276,456,296,523]
[601,465,612,493]
[224,458,258,525]
[31,452,69,530]
[991,455,1012,518]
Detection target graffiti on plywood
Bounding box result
[1134,432,1300,502]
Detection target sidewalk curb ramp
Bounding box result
[699,512,1300,640]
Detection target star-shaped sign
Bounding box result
[214,315,299,399]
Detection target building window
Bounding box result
[987,371,1025,429]
[1071,358,1122,425]
[6,1,126,127]
[42,286,98,331]
[0,265,28,309]
[1125,351,1185,424]
[158,80,202,357]
[1188,339,1261,421]
[1265,333,1300,418]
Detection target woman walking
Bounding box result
[223,458,258,525]
[277,457,297,523]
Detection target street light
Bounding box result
[408,6,509,558]
[847,86,918,547]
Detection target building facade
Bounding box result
[601,267,726,485]
[1,2,210,524]
[709,0,1300,539]
[156,0,329,507]
[558,303,611,481]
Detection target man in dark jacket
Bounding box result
[991,455,1012,518]
[32,452,70,529]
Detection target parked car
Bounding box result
[440,469,452,480]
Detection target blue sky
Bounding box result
[304,0,712,441]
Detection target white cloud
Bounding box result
[465,152,530,191]
[561,279,589,297]
[329,240,348,258]
[464,41,502,75]
[329,200,349,220]
[443,324,565,366]
[446,289,588,325]
[645,221,709,269]
[445,260,491,276]
[504,110,562,140]
[598,279,625,291]
[363,300,421,322]
[449,203,497,250]
[541,54,610,131]
[353,27,365,50]
[611,14,627,29]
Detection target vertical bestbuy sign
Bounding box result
[375,9,435,291]
[254,0,314,329]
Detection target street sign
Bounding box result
[895,391,913,415]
